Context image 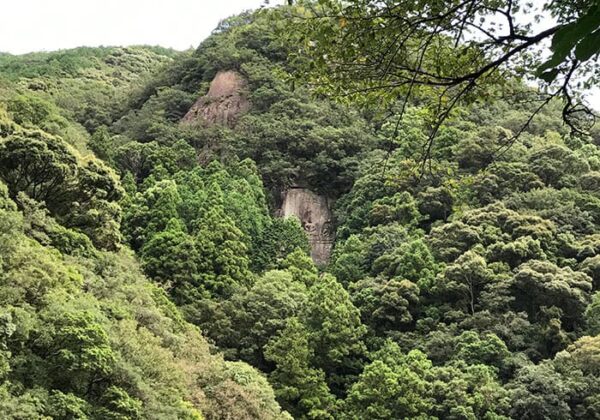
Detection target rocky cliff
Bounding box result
[181,70,250,127]
[281,188,334,266]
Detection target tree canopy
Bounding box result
[275,0,600,164]
[0,4,599,419]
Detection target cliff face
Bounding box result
[281,188,334,266]
[181,70,250,127]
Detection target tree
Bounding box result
[580,255,600,290]
[0,313,15,380]
[472,161,544,205]
[505,188,600,236]
[67,159,124,250]
[203,159,272,262]
[0,134,124,250]
[429,362,510,419]
[341,341,433,419]
[89,126,112,161]
[438,250,497,315]
[141,218,202,302]
[452,330,511,372]
[508,362,572,420]
[329,235,368,287]
[428,220,483,262]
[280,248,319,287]
[0,134,78,206]
[254,217,311,272]
[350,277,420,334]
[200,270,309,369]
[300,274,367,394]
[94,386,143,420]
[34,308,116,396]
[584,292,600,335]
[7,94,55,127]
[45,391,92,420]
[122,180,182,251]
[276,0,600,164]
[371,238,439,290]
[240,271,309,362]
[368,191,421,227]
[203,360,293,420]
[112,141,163,183]
[511,260,592,329]
[264,318,336,419]
[552,335,600,418]
[528,144,590,188]
[194,183,252,299]
[417,185,454,223]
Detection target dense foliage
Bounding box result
[0,46,289,419]
[1,3,600,419]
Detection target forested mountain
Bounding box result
[1,4,600,420]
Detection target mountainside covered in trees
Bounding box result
[1,5,600,420]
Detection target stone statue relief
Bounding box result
[281,188,335,266]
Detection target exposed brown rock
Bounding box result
[281,188,334,266]
[181,70,250,127]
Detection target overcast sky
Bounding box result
[0,0,277,54]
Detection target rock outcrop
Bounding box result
[281,188,334,266]
[181,70,250,127]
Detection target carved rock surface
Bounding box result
[181,70,250,127]
[281,188,334,266]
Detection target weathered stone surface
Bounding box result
[281,188,334,266]
[181,70,250,127]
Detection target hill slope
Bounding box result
[0,45,289,419]
[1,7,600,420]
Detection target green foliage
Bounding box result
[265,318,336,419]
[428,362,510,419]
[280,248,319,287]
[372,238,439,289]
[123,179,182,251]
[216,270,309,368]
[0,133,123,250]
[538,2,600,81]
[342,340,511,419]
[1,6,600,419]
[193,183,252,299]
[341,341,433,419]
[0,46,177,133]
[254,217,311,270]
[141,218,201,297]
[0,190,289,418]
[585,292,600,335]
[233,96,373,195]
[328,235,368,287]
[299,274,367,394]
[511,260,592,329]
[508,362,572,419]
[437,250,497,315]
[351,277,420,335]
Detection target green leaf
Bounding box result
[537,51,568,75]
[575,29,600,61]
[539,68,560,83]
[537,3,600,78]
[551,22,580,54]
